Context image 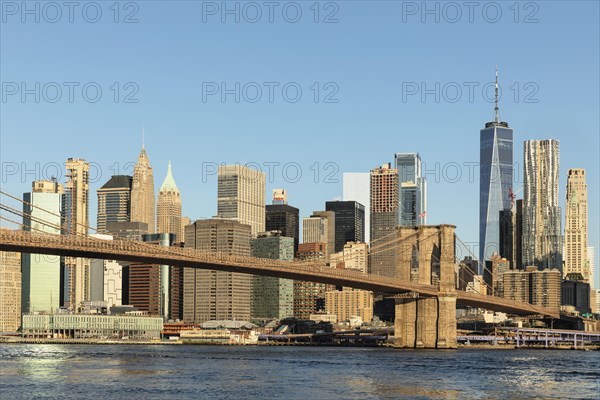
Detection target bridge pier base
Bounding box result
[416,297,438,348]
[436,293,457,349]
[394,293,457,349]
[393,296,417,348]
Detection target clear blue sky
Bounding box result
[1,1,598,286]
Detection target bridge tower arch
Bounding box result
[394,225,457,349]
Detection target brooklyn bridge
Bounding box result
[0,221,560,349]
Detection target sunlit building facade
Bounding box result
[183,219,252,323]
[22,180,63,313]
[522,139,562,271]
[131,145,156,233]
[395,153,427,226]
[564,169,588,281]
[479,119,513,265]
[157,161,183,241]
[62,159,90,310]
[217,164,265,236]
[0,244,21,332]
[369,163,399,277]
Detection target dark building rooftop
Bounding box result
[100,175,133,190]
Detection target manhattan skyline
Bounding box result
[1,2,598,287]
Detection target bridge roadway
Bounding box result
[0,230,559,318]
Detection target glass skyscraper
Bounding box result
[394,153,426,226]
[479,70,513,266]
[325,200,365,253]
[22,180,63,313]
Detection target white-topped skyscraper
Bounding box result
[156,161,183,320]
[394,153,427,226]
[157,161,183,241]
[479,67,513,266]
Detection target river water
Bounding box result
[1,345,598,399]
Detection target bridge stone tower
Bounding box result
[394,225,457,349]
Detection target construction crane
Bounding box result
[508,186,523,209]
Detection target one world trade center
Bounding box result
[479,68,513,267]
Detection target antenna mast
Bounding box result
[494,65,500,123]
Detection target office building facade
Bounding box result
[22,180,63,313]
[217,164,265,236]
[0,244,21,332]
[502,267,561,309]
[302,216,326,243]
[394,153,427,226]
[183,219,252,323]
[499,199,523,269]
[523,139,562,271]
[329,242,368,273]
[157,161,183,242]
[62,158,90,310]
[325,200,365,253]
[251,232,294,321]
[325,289,373,324]
[266,192,299,253]
[129,233,175,318]
[479,91,513,265]
[369,163,399,277]
[131,145,156,233]
[96,175,132,234]
[311,211,336,256]
[502,270,530,303]
[530,268,561,309]
[294,242,328,319]
[562,277,591,315]
[564,169,589,281]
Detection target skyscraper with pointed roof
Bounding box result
[479,67,514,266]
[131,143,155,234]
[157,161,183,242]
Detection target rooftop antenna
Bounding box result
[494,65,500,123]
[142,127,145,149]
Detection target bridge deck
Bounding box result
[0,231,559,318]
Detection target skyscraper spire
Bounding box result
[131,142,155,233]
[494,65,500,123]
[142,127,145,150]
[160,160,179,192]
[157,160,183,240]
